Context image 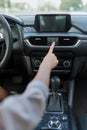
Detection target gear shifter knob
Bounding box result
[47,76,61,112]
[51,76,60,93]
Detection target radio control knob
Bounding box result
[33,60,41,68]
[63,60,71,68]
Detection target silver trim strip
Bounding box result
[24,39,81,48]
[0,33,4,40]
[68,80,75,108]
[33,70,71,73]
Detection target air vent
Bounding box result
[29,36,78,46]
[29,37,47,46]
[59,37,78,46]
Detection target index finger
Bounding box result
[49,42,55,53]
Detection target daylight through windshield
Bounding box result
[0,0,87,14]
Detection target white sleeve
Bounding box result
[0,80,49,130]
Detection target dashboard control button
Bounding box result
[33,60,41,68]
[62,116,68,121]
[24,27,31,33]
[48,116,61,129]
[63,60,71,68]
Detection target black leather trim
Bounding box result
[69,107,78,130]
[78,113,87,130]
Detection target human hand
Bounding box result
[34,42,58,86]
[41,42,58,70]
[0,86,10,101]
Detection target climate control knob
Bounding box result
[33,59,41,68]
[63,60,71,68]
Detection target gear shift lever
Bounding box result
[46,76,61,112]
[51,76,60,93]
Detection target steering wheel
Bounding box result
[0,14,12,69]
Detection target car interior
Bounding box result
[0,6,87,130]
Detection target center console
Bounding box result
[23,24,79,130]
[35,77,77,130]
[31,51,73,73]
[24,35,78,77]
[23,13,86,130]
[30,51,74,79]
[24,36,78,130]
[24,35,79,130]
[23,35,79,130]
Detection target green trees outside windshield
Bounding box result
[60,0,83,11]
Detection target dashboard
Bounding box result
[21,14,87,79]
[0,13,87,82]
[0,15,86,127]
[0,13,86,130]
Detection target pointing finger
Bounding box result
[49,42,55,53]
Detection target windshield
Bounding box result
[0,0,86,15]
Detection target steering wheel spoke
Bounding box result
[0,43,6,61]
[0,33,4,43]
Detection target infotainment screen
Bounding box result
[34,14,71,32]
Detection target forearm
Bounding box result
[0,81,49,130]
[34,63,51,87]
[33,42,58,87]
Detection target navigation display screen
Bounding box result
[35,14,71,32]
